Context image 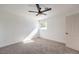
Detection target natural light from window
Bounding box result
[39,20,47,30]
[22,27,38,43]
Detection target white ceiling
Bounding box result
[0,4,79,20]
[45,4,79,16]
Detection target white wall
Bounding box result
[40,15,66,43]
[0,8,38,47]
[66,13,79,51]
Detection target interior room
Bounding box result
[0,4,79,54]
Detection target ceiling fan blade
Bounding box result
[28,11,38,13]
[41,8,52,12]
[36,4,41,12]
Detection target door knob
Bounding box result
[65,32,69,35]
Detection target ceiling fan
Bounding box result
[28,4,52,16]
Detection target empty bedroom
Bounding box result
[0,4,79,54]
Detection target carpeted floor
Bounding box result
[0,37,78,54]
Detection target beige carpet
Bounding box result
[0,37,78,54]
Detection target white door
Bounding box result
[66,14,79,51]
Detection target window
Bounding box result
[39,20,47,30]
